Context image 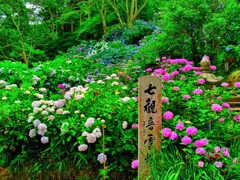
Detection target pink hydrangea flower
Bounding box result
[195,71,202,76]
[181,64,193,71]
[233,158,237,164]
[183,94,191,99]
[176,123,185,131]
[218,118,225,122]
[162,74,171,81]
[214,146,221,152]
[172,86,180,91]
[196,148,205,155]
[162,97,169,103]
[211,104,222,112]
[132,88,137,91]
[234,82,240,88]
[234,114,240,122]
[214,161,223,168]
[171,71,179,76]
[156,57,161,61]
[146,68,152,72]
[193,89,203,95]
[221,82,229,87]
[169,132,178,140]
[131,124,138,128]
[186,127,198,136]
[131,160,139,169]
[181,136,192,145]
[223,151,230,157]
[161,128,172,138]
[194,139,208,147]
[162,56,167,60]
[57,84,65,89]
[198,79,206,84]
[210,65,217,70]
[180,76,185,80]
[222,103,230,108]
[163,111,174,120]
[198,160,204,168]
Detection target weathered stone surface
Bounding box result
[138,75,162,179]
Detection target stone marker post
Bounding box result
[138,75,162,179]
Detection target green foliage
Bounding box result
[103,20,157,45]
[138,0,240,69]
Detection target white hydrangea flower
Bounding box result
[86,133,96,143]
[97,153,107,164]
[34,93,44,99]
[75,94,84,100]
[39,88,47,93]
[122,86,128,89]
[32,101,40,108]
[122,121,128,129]
[56,108,63,114]
[24,90,31,95]
[105,76,111,80]
[62,111,70,114]
[85,117,94,128]
[48,115,55,121]
[29,129,36,138]
[41,110,48,115]
[82,131,89,137]
[74,110,80,114]
[97,80,105,84]
[41,136,49,144]
[121,97,130,102]
[38,123,47,132]
[111,81,119,86]
[2,97,7,100]
[33,119,41,127]
[111,74,117,77]
[78,144,88,152]
[28,116,34,123]
[5,86,11,90]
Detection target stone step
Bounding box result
[229,96,240,102]
[231,107,240,112]
[227,102,240,106]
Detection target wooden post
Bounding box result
[138,75,162,179]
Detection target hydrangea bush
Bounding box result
[142,56,240,179]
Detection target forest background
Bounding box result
[0,0,239,70]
